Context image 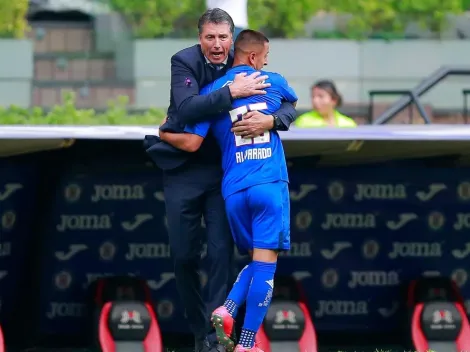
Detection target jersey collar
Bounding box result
[227,64,254,74]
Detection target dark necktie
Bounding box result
[209,63,225,71]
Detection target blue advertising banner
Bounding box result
[3,159,470,335]
[0,161,38,319]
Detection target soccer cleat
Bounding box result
[234,344,264,352]
[211,306,236,352]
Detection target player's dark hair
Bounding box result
[234,29,269,51]
[312,80,343,107]
[198,8,235,35]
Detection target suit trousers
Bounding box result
[163,162,234,339]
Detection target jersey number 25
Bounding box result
[229,103,271,147]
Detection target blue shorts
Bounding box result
[225,181,290,255]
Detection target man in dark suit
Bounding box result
[145,8,297,352]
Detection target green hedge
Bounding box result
[0,93,165,125]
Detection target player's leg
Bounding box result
[212,190,252,352]
[237,181,290,351]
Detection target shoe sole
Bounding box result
[211,313,235,352]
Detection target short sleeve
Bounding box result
[182,82,215,137]
[272,73,298,103]
[200,82,213,96]
[184,121,211,138]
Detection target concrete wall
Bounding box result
[0,40,33,108]
[133,40,470,110]
[2,38,469,111]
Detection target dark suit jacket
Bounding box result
[145,45,233,171]
[145,44,297,171]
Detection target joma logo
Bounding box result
[46,302,87,319]
[0,183,23,201]
[388,242,442,258]
[354,184,407,201]
[278,242,312,257]
[315,300,368,317]
[321,213,376,230]
[348,271,400,288]
[125,243,171,260]
[56,215,112,232]
[91,184,145,202]
[454,213,470,230]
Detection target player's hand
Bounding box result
[229,72,270,99]
[231,111,275,138]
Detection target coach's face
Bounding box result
[199,22,233,64]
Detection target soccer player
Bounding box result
[161,29,297,352]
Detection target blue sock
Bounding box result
[223,263,253,318]
[240,261,277,348]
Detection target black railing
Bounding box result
[368,90,431,124]
[373,66,470,125]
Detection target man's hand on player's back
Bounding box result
[229,71,270,98]
[231,110,274,139]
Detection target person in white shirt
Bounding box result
[206,0,247,39]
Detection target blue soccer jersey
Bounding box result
[184,65,298,199]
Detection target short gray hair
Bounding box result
[198,8,235,35]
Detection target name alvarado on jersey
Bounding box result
[235,148,272,163]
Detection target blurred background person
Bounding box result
[206,0,247,39]
[295,80,356,128]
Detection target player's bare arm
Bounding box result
[159,131,204,153]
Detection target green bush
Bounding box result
[0,92,165,125]
[327,0,464,38]
[108,0,194,38]
[0,0,29,38]
[106,0,464,39]
[248,0,326,38]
